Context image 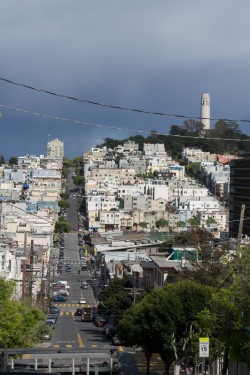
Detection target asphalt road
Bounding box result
[42,232,118,353]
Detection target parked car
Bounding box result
[45,320,55,329]
[112,334,125,346]
[95,317,107,327]
[66,266,71,272]
[53,295,66,302]
[48,313,58,322]
[42,333,51,340]
[46,315,56,324]
[103,324,116,338]
[102,323,113,334]
[50,306,60,314]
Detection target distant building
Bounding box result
[47,138,64,159]
[200,93,210,130]
[229,156,250,238]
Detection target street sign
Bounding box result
[199,337,209,358]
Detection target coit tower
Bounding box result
[200,93,210,130]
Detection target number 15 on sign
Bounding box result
[199,337,209,358]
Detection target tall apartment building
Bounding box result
[229,156,250,238]
[47,138,64,159]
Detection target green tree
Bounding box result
[185,163,201,179]
[8,156,18,165]
[102,277,133,316]
[155,218,169,230]
[138,222,148,229]
[200,246,250,373]
[72,156,83,167]
[0,154,5,165]
[176,221,186,228]
[55,219,71,233]
[174,227,213,249]
[62,158,72,177]
[206,217,217,227]
[73,176,85,188]
[58,199,70,209]
[60,192,70,200]
[187,217,199,227]
[118,280,213,375]
[0,279,47,347]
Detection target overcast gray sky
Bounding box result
[1,0,250,158]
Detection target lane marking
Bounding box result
[77,333,85,348]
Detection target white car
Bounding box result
[79,297,86,304]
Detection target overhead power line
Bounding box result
[1,103,250,143]
[1,76,250,124]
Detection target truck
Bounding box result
[81,306,95,321]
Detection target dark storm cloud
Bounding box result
[1,0,250,158]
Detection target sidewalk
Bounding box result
[120,350,169,375]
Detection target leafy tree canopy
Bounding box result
[118,280,213,374]
[155,218,169,229]
[58,199,70,209]
[0,154,5,165]
[0,279,47,347]
[55,219,71,233]
[8,156,18,165]
[73,176,85,187]
[60,192,70,200]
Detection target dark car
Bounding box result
[96,317,107,327]
[112,334,125,346]
[103,325,116,339]
[66,266,71,272]
[75,308,82,316]
[102,323,113,334]
[52,295,66,302]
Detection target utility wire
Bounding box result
[1,76,250,124]
[1,104,250,143]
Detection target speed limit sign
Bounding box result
[199,337,209,358]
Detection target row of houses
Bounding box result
[83,143,228,236]
[0,154,64,301]
[82,143,232,290]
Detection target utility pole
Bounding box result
[237,204,245,246]
[29,239,34,303]
[22,231,28,300]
